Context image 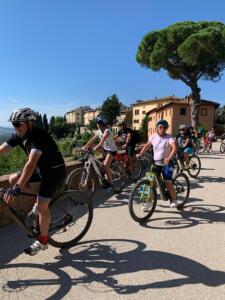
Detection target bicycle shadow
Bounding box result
[142,201,225,230]
[195,175,225,184]
[1,239,225,299]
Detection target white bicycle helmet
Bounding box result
[9,108,36,122]
[179,124,186,130]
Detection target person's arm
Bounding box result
[0,142,12,156]
[183,138,191,148]
[4,149,42,204]
[94,130,109,151]
[164,141,177,165]
[137,141,151,158]
[83,134,97,149]
[17,150,42,188]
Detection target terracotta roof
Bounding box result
[132,96,182,106]
[146,99,220,115]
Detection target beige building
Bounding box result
[146,98,219,136]
[132,96,178,130]
[83,108,101,126]
[66,106,91,124]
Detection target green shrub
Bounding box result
[0,147,27,176]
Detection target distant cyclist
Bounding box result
[205,128,215,152]
[115,120,137,175]
[137,120,178,208]
[176,124,194,166]
[0,108,66,255]
[83,116,117,190]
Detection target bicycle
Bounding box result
[0,187,93,248]
[173,148,201,178]
[114,150,142,180]
[128,160,190,223]
[220,138,225,153]
[65,148,126,199]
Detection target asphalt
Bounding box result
[0,141,225,300]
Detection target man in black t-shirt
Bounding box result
[115,120,136,174]
[0,108,66,255]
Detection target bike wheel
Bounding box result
[173,172,190,208]
[142,151,152,170]
[187,154,201,178]
[220,143,225,153]
[65,167,96,199]
[111,161,126,193]
[48,190,93,248]
[129,179,157,223]
[132,158,142,180]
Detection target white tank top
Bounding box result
[96,128,117,152]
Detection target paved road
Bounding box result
[0,142,225,300]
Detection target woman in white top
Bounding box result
[83,116,117,187]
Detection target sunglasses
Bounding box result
[157,125,166,129]
[12,122,23,128]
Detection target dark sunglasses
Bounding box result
[157,125,166,129]
[12,122,23,128]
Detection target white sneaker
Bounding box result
[24,240,49,256]
[170,200,178,208]
[141,201,152,212]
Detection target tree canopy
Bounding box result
[136,21,225,127]
[101,94,121,125]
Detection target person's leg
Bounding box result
[127,146,135,173]
[163,165,177,208]
[103,153,114,184]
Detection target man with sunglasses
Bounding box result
[137,119,178,209]
[0,108,66,255]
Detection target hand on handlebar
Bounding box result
[3,185,21,204]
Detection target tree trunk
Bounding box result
[189,83,201,129]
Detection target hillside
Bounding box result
[0,127,14,143]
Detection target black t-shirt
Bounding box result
[176,132,193,148]
[118,127,136,146]
[7,127,65,175]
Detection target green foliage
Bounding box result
[215,105,225,125]
[101,94,121,125]
[136,21,225,127]
[88,119,98,131]
[0,147,27,176]
[57,139,72,157]
[139,115,149,142]
[136,21,225,82]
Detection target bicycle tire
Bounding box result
[48,190,93,248]
[65,167,96,199]
[132,158,142,180]
[129,179,157,223]
[187,154,201,178]
[220,143,225,153]
[173,172,190,208]
[141,151,152,170]
[111,161,126,193]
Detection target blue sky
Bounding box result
[0,0,225,126]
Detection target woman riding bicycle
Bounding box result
[137,119,178,208]
[83,116,117,190]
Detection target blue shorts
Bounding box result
[155,164,174,181]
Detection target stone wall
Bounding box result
[0,160,83,226]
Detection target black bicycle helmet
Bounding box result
[156,119,169,129]
[96,116,106,126]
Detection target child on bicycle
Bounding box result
[83,116,117,190]
[137,119,178,208]
[176,124,194,167]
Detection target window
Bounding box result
[142,111,146,114]
[133,119,139,123]
[201,108,207,116]
[135,109,139,115]
[149,116,152,121]
[180,107,186,115]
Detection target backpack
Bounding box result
[132,129,141,144]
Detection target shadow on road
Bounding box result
[1,238,225,299]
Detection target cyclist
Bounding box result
[137,120,178,208]
[205,128,215,152]
[176,124,194,167]
[0,108,66,255]
[83,116,117,190]
[115,120,136,175]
